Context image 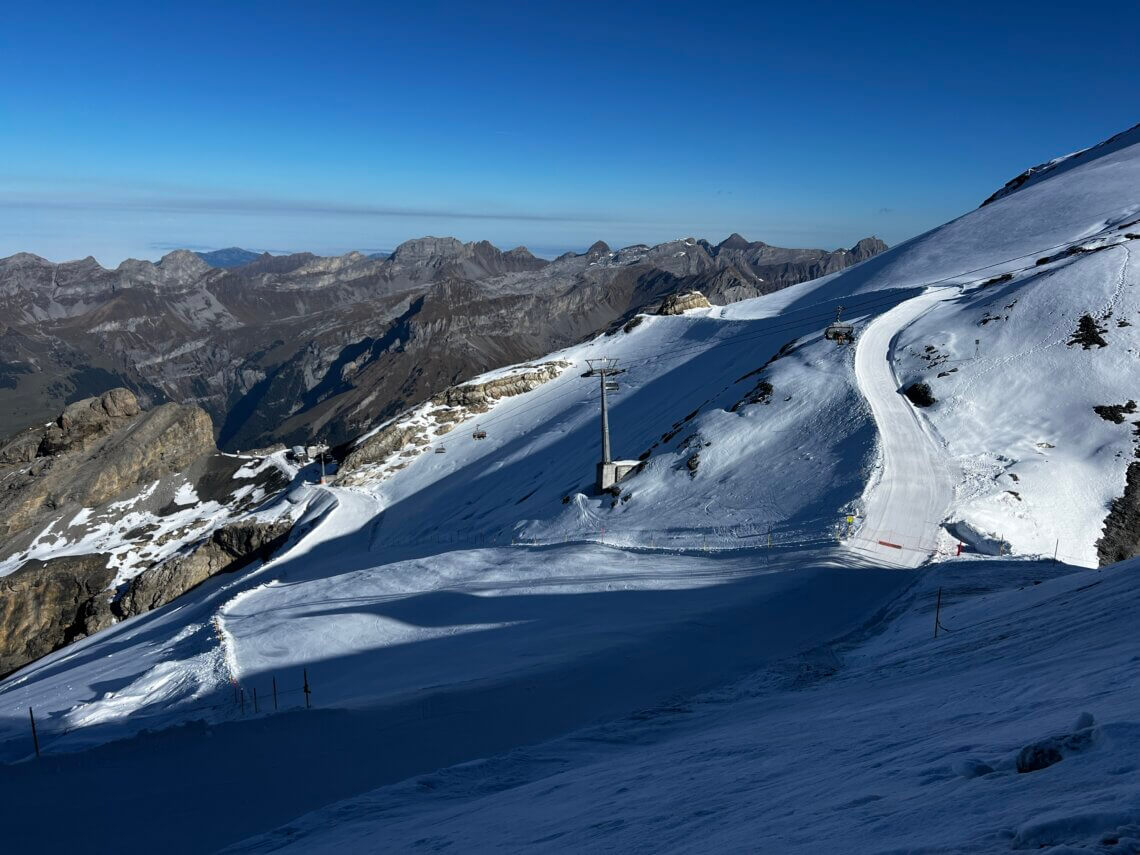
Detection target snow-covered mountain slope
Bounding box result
[331,120,1140,568]
[1,124,1138,853]
[229,557,1140,854]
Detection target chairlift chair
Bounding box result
[604,381,620,392]
[434,446,447,454]
[472,425,487,440]
[824,305,854,344]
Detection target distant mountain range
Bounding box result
[195,247,264,268]
[0,233,886,450]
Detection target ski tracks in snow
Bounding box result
[214,486,382,683]
[849,289,957,567]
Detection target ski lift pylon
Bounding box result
[824,305,854,344]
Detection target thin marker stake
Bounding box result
[933,587,943,639]
[29,707,40,759]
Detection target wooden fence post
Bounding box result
[303,668,311,709]
[272,676,278,711]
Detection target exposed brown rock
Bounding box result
[0,398,215,540]
[116,518,294,617]
[341,362,568,475]
[657,291,712,315]
[37,389,141,456]
[0,553,116,677]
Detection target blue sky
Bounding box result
[1,0,1137,264]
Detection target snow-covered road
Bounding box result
[849,289,956,567]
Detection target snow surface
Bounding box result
[0,125,1138,852]
[848,288,958,567]
[227,558,1140,855]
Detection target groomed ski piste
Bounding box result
[1,126,1139,853]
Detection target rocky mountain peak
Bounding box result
[59,255,105,271]
[0,252,52,271]
[390,236,467,265]
[586,240,611,256]
[158,249,212,276]
[849,237,888,260]
[717,233,752,251]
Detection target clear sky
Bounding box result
[2,0,1137,265]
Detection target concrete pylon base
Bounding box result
[597,460,640,492]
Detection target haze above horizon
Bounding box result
[2,0,1137,265]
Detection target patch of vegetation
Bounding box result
[902,382,936,407]
[1068,314,1108,349]
[1094,400,1137,424]
[730,379,773,412]
[980,273,1014,287]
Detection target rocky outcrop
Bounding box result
[0,553,116,677]
[430,363,568,411]
[116,518,294,617]
[658,291,712,315]
[36,388,141,456]
[0,391,215,540]
[340,362,569,476]
[0,390,298,675]
[849,237,889,261]
[1097,460,1140,566]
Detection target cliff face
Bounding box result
[0,553,117,677]
[0,389,215,542]
[0,390,293,677]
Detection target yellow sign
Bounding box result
[846,515,855,524]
